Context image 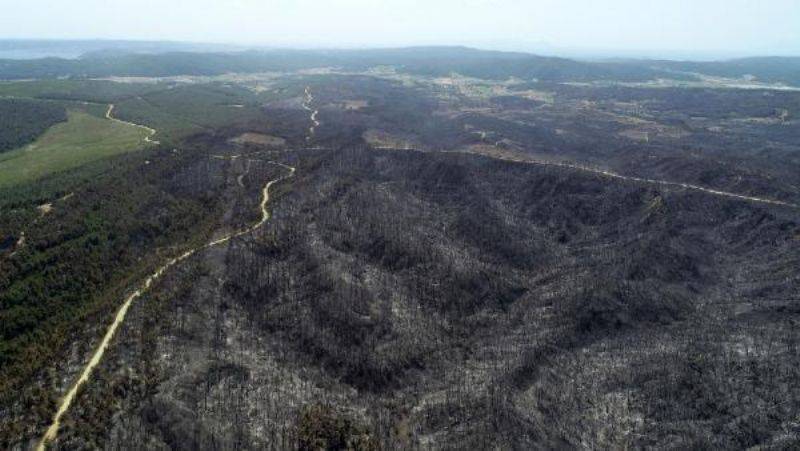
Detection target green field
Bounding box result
[0,80,274,189]
[0,110,149,188]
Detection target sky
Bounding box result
[1,0,799,58]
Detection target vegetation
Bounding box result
[1,47,798,88]
[0,62,798,449]
[0,98,66,152]
[0,79,165,103]
[0,47,695,83]
[0,140,228,446]
[0,110,149,188]
[651,56,800,86]
[113,83,266,142]
[34,141,797,449]
[298,405,377,451]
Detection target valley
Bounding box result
[0,49,799,450]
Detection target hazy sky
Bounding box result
[2,0,799,57]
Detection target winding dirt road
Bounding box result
[237,159,251,188]
[447,150,799,209]
[339,141,794,209]
[7,232,24,258]
[105,104,160,145]
[34,83,794,449]
[37,158,295,451]
[371,144,797,208]
[5,103,160,259]
[39,85,310,451]
[302,86,320,141]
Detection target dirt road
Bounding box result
[302,86,320,140]
[105,104,160,145]
[453,150,799,209]
[37,157,295,450]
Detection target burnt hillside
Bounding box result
[50,146,800,449]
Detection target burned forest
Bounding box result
[0,47,799,450]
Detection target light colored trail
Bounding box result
[237,159,251,188]
[8,102,158,258]
[7,232,25,258]
[105,104,160,145]
[302,86,320,141]
[8,101,159,258]
[450,151,799,209]
[379,146,798,209]
[4,193,74,261]
[38,158,295,451]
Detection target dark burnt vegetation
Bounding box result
[1,70,799,449]
[297,404,378,451]
[446,82,800,205]
[286,75,470,149]
[205,146,798,447]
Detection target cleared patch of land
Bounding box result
[362,129,414,149]
[0,110,148,188]
[341,99,368,110]
[229,132,286,147]
[618,129,651,142]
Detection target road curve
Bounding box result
[37,158,295,451]
[302,86,320,141]
[7,102,156,260]
[105,104,160,145]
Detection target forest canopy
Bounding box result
[0,98,66,152]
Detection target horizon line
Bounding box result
[0,37,798,61]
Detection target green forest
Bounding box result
[0,98,66,152]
